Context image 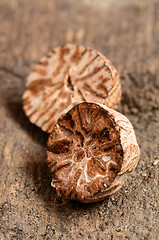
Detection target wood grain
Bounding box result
[0,0,159,239]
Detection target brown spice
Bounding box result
[23,43,121,133]
[47,102,140,203]
[23,44,140,203]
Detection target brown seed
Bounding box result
[46,102,140,203]
[23,43,121,133]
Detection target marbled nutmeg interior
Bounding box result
[47,102,124,202]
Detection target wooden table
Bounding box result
[0,0,159,239]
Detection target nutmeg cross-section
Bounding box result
[47,102,140,203]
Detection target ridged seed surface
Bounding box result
[23,44,121,133]
[47,102,123,201]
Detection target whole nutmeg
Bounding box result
[23,43,121,133]
[47,102,140,203]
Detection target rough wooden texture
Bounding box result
[0,0,159,239]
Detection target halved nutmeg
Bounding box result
[47,102,140,203]
[23,44,121,133]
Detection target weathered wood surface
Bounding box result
[0,0,159,239]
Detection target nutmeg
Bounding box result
[23,44,140,203]
[23,43,121,133]
[47,102,140,203]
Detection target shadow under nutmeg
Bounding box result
[5,100,48,147]
[24,154,59,207]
